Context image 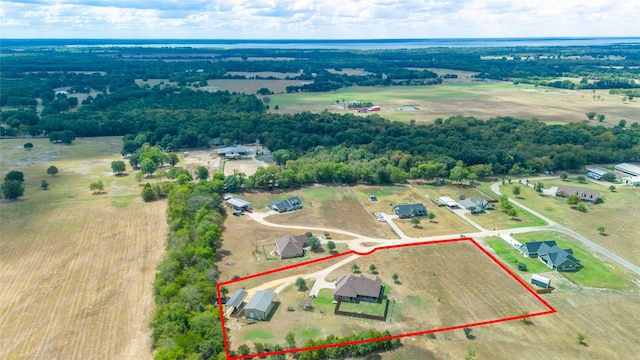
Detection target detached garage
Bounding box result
[531,274,551,289]
[243,290,276,321]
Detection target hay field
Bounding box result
[0,137,167,360]
[267,83,640,124]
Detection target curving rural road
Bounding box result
[243,182,640,298]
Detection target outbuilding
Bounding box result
[586,168,608,180]
[531,274,551,289]
[614,163,640,177]
[225,290,248,314]
[243,290,276,321]
[226,197,251,211]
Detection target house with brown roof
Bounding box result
[333,274,383,303]
[555,185,599,202]
[274,234,308,259]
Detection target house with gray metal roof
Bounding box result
[225,290,248,313]
[226,197,251,211]
[243,290,276,321]
[614,163,640,177]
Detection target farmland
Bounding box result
[224,241,551,354]
[266,81,640,125]
[0,137,167,360]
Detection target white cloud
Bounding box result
[0,0,638,38]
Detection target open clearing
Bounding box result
[223,240,550,355]
[0,137,167,360]
[267,82,640,124]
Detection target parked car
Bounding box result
[233,210,244,216]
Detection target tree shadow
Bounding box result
[114,173,130,177]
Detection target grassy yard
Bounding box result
[243,329,275,341]
[484,237,553,274]
[511,231,638,290]
[337,299,388,317]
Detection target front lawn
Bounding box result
[485,236,551,273]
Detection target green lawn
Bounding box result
[312,288,336,314]
[511,231,638,290]
[485,236,551,273]
[337,299,388,317]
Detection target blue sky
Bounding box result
[1,0,639,39]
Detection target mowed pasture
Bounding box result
[500,181,640,268]
[227,241,550,352]
[0,138,167,360]
[267,82,640,124]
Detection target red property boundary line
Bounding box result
[217,238,556,359]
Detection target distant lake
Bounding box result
[3,37,640,50]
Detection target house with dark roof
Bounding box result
[392,203,427,219]
[519,240,581,272]
[268,196,303,213]
[459,196,493,214]
[333,274,383,303]
[243,290,276,321]
[274,234,308,259]
[555,185,599,202]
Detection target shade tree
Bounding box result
[1,180,25,200]
[111,160,126,175]
[47,165,59,176]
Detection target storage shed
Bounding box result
[531,274,551,289]
[243,290,276,321]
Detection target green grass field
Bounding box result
[510,232,637,290]
[485,236,552,274]
[243,329,275,341]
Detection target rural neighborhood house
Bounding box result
[555,186,600,202]
[274,234,308,259]
[392,203,428,218]
[268,196,303,213]
[333,274,383,303]
[519,240,581,272]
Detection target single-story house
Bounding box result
[459,196,493,214]
[555,185,599,202]
[333,274,383,303]
[393,203,427,218]
[225,290,248,313]
[268,196,303,213]
[586,168,608,180]
[519,240,581,272]
[216,147,249,158]
[243,290,276,321]
[226,197,251,211]
[614,163,640,177]
[531,274,551,288]
[621,176,640,186]
[438,196,459,209]
[274,234,308,259]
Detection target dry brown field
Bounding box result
[225,240,550,353]
[0,137,167,360]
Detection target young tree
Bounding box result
[596,226,606,234]
[351,264,360,273]
[609,185,616,192]
[307,236,321,251]
[23,142,34,149]
[4,170,25,182]
[1,180,25,200]
[463,327,473,339]
[597,113,605,122]
[577,333,585,345]
[507,207,519,219]
[576,175,586,183]
[89,180,105,194]
[295,277,306,291]
[140,158,156,177]
[168,152,179,167]
[135,171,143,184]
[512,185,521,198]
[237,344,251,356]
[196,166,209,180]
[428,212,436,222]
[156,168,167,181]
[129,153,140,169]
[41,179,49,190]
[392,273,399,284]
[602,173,616,182]
[327,240,336,252]
[560,171,569,181]
[285,332,296,349]
[576,203,587,212]
[111,160,126,175]
[534,182,544,193]
[410,217,421,227]
[369,263,377,274]
[566,194,581,206]
[47,165,59,176]
[141,183,156,202]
